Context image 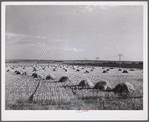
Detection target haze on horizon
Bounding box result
[5,5,143,61]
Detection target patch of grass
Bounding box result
[6,94,143,110]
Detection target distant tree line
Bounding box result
[5,59,143,69]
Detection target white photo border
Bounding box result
[1,1,148,121]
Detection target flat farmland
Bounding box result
[5,63,143,110]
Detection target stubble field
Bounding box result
[5,63,143,110]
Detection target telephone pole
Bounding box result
[118,54,123,68]
[96,57,100,67]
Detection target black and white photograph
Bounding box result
[1,1,148,121]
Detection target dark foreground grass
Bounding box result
[6,94,143,110]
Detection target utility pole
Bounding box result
[96,57,100,67]
[118,54,123,68]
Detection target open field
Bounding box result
[5,63,143,110]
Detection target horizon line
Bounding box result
[5,59,143,62]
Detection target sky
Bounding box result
[5,5,143,61]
